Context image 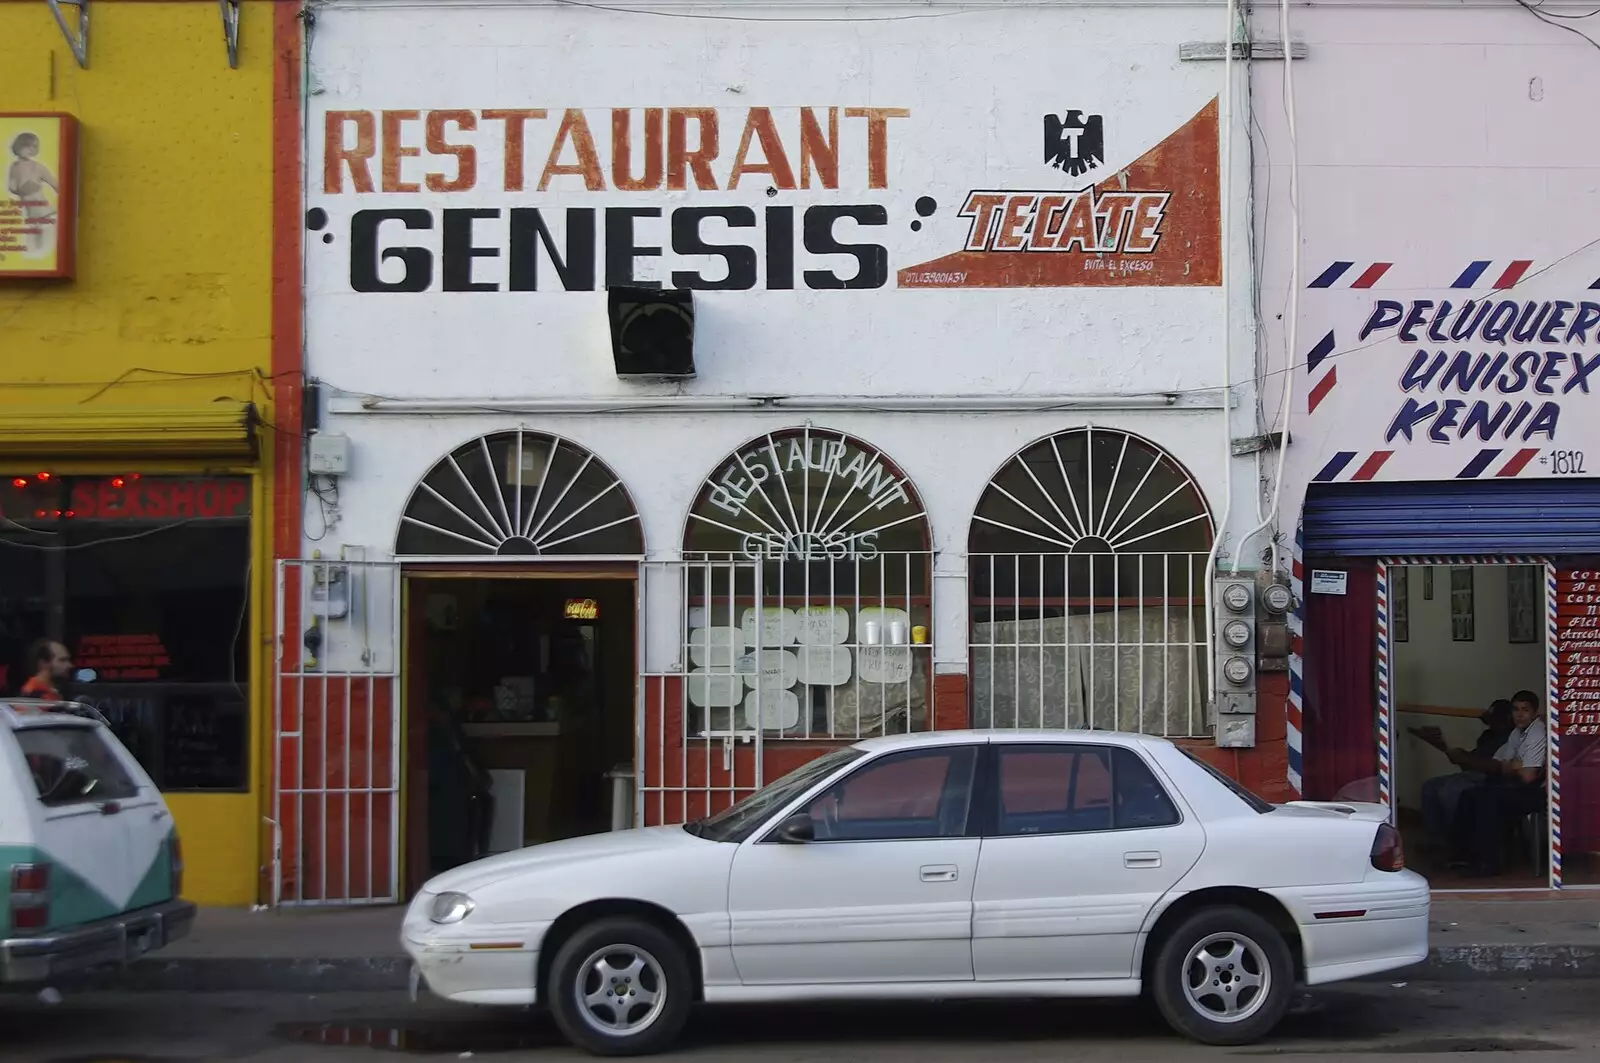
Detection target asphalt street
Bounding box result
[2,980,1597,1062]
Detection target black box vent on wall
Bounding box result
[607,286,696,379]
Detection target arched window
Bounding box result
[681,427,932,740]
[968,428,1213,736]
[396,431,642,557]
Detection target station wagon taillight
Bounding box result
[170,835,184,898]
[1370,823,1406,872]
[9,863,51,931]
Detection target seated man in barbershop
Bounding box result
[1412,698,1514,862]
[1450,690,1548,877]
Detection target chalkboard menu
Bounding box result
[1557,568,1600,737]
[73,683,247,792]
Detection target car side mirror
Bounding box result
[773,812,815,844]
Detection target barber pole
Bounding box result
[1548,561,1563,888]
[1287,521,1305,796]
[1376,560,1393,817]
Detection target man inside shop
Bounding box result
[1450,690,1548,878]
[1411,698,1515,862]
[20,638,71,701]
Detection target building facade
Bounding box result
[277,0,1293,904]
[0,0,292,906]
[1259,1,1600,889]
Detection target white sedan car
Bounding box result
[403,730,1429,1057]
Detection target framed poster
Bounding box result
[1507,566,1538,644]
[1450,567,1475,642]
[0,112,79,280]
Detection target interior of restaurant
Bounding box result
[403,574,635,892]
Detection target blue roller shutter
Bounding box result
[1303,480,1600,556]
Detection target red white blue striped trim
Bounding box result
[1311,450,1394,483]
[1452,260,1534,290]
[1548,561,1562,888]
[1305,330,1337,414]
[1287,521,1304,796]
[1308,261,1392,289]
[1457,448,1541,479]
[1376,561,1393,817]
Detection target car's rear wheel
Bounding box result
[546,917,692,1057]
[1150,906,1293,1046]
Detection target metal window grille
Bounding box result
[681,551,936,742]
[396,429,643,557]
[968,428,1214,738]
[969,551,1210,736]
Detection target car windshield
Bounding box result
[688,747,865,843]
[1182,749,1275,814]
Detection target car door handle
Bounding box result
[920,864,959,882]
[1124,851,1162,869]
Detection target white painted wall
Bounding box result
[1394,565,1545,711]
[1256,2,1600,552]
[301,1,1269,680]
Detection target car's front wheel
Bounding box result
[1150,905,1294,1046]
[546,917,693,1057]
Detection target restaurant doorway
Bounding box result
[402,568,637,895]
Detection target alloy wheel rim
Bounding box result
[1181,931,1271,1024]
[574,943,669,1038]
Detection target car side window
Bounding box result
[1112,747,1182,829]
[992,744,1179,836]
[804,746,977,841]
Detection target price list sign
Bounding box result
[1558,568,1600,737]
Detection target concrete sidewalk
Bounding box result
[26,893,1600,993]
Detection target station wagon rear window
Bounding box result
[15,725,140,806]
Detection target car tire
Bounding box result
[546,916,693,1057]
[1150,905,1294,1047]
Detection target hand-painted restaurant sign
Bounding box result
[314,101,1218,293]
[692,431,924,562]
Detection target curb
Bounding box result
[1387,944,1600,982]
[9,956,412,994]
[11,944,1600,994]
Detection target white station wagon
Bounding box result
[404,730,1429,1056]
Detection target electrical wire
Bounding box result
[1202,0,1241,711]
[1231,0,1301,576]
[1513,0,1600,49]
[0,516,208,551]
[1518,0,1600,21]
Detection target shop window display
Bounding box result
[0,474,251,792]
[682,428,933,740]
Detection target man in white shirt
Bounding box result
[1451,690,1548,877]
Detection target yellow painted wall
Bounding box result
[0,1,279,906]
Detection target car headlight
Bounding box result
[429,891,475,924]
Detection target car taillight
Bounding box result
[10,863,50,932]
[170,835,184,898]
[1371,822,1405,871]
